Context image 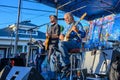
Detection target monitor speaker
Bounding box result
[0,65,11,80]
[6,66,44,80]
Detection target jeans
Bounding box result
[36,55,46,73]
[50,49,65,71]
[58,40,81,66]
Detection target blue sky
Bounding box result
[0,0,89,33]
[0,0,66,32]
[0,0,120,41]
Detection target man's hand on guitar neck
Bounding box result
[71,26,79,32]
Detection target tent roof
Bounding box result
[36,0,120,20]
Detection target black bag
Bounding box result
[109,49,120,80]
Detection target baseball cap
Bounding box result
[49,15,57,19]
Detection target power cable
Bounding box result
[0,4,55,13]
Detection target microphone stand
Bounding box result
[25,22,50,67]
[95,46,108,78]
[102,51,108,73]
[26,28,34,67]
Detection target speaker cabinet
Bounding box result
[6,66,44,80]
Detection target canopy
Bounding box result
[36,0,120,20]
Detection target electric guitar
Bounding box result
[64,12,87,41]
[45,24,49,50]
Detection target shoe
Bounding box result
[61,70,70,79]
[66,71,70,77]
[61,64,70,72]
[61,64,70,78]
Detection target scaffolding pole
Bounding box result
[14,0,22,55]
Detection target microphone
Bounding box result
[58,18,64,20]
[107,40,120,44]
[112,43,120,46]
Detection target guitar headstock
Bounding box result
[80,13,87,20]
[74,12,87,26]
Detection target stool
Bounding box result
[69,48,84,80]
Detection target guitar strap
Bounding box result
[46,24,49,34]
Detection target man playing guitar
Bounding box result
[59,12,86,78]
